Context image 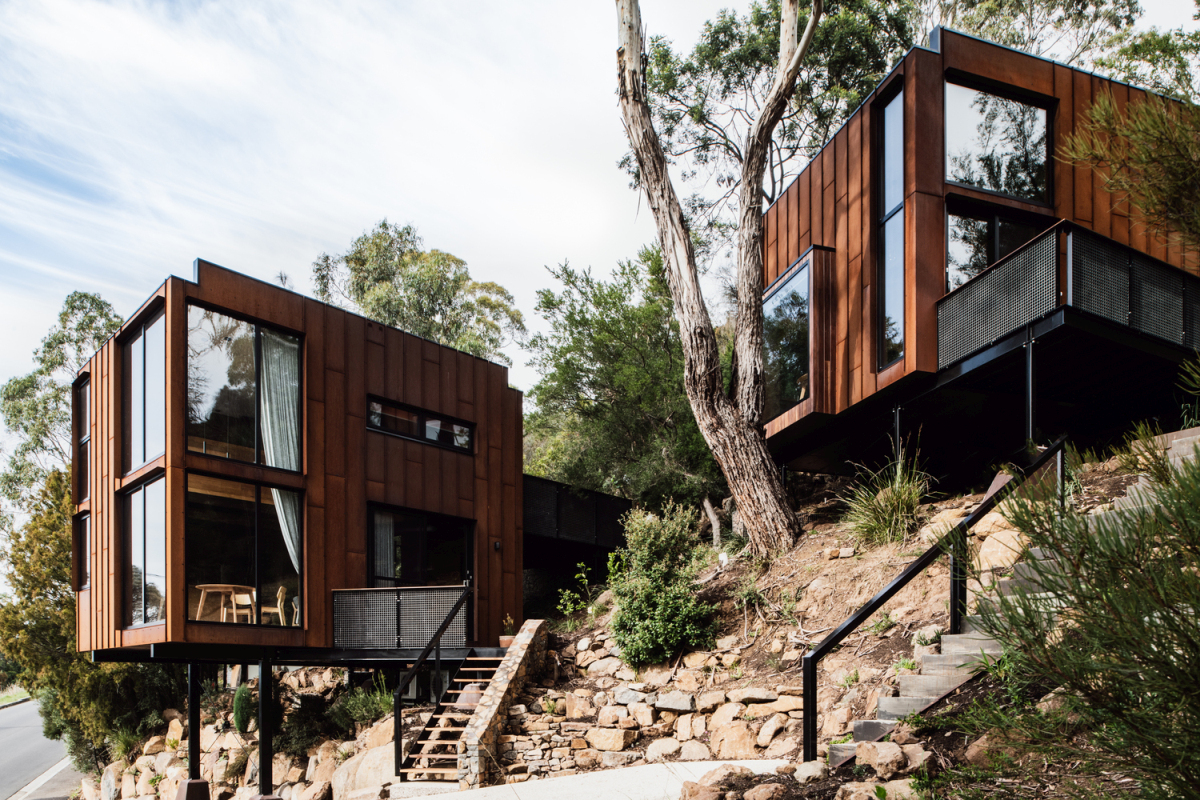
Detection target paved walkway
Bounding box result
[394,760,788,799]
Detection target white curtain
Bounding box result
[260,329,302,574]
[374,511,395,585]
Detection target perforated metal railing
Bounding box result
[332,585,468,649]
[937,222,1200,370]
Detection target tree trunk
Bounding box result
[703,495,721,548]
[615,0,823,556]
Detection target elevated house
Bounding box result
[762,28,1199,481]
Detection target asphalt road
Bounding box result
[0,701,84,800]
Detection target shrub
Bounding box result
[328,672,392,730]
[608,502,716,666]
[842,450,931,545]
[1115,419,1174,486]
[232,685,253,734]
[275,695,348,760]
[108,726,141,762]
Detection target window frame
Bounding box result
[124,474,167,628]
[943,77,1054,207]
[185,301,304,473]
[761,253,813,422]
[123,309,167,475]
[944,197,1056,294]
[183,470,305,628]
[76,378,90,503]
[76,513,91,591]
[366,395,476,454]
[367,502,475,588]
[877,85,906,370]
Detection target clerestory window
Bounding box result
[945,82,1049,204]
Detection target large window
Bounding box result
[187,306,301,471]
[879,89,905,368]
[370,507,472,587]
[945,82,1049,203]
[126,478,165,626]
[368,398,474,453]
[125,312,166,472]
[185,474,302,626]
[763,259,810,422]
[947,208,1049,291]
[77,514,90,590]
[77,380,90,501]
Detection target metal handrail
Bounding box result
[393,580,472,778]
[800,436,1067,762]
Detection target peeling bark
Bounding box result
[615,0,824,555]
[703,495,722,548]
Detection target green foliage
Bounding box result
[226,748,250,782]
[556,562,597,618]
[870,612,897,636]
[275,695,348,760]
[975,456,1200,800]
[608,503,717,666]
[734,578,766,612]
[232,685,253,734]
[525,249,725,510]
[328,672,393,730]
[839,669,860,688]
[842,450,931,545]
[0,472,186,772]
[108,726,141,762]
[1095,1,1200,101]
[895,658,917,671]
[313,220,524,365]
[1115,419,1174,486]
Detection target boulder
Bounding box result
[679,782,723,800]
[901,744,933,774]
[645,738,681,762]
[576,650,599,669]
[675,670,703,694]
[628,702,656,726]
[640,664,673,686]
[835,783,882,800]
[120,772,136,800]
[975,528,1029,572]
[747,696,803,716]
[81,780,101,800]
[585,728,636,752]
[655,691,696,713]
[308,741,341,785]
[698,764,753,786]
[155,752,181,774]
[563,694,593,719]
[574,749,602,769]
[756,713,788,747]
[331,746,399,800]
[709,702,746,730]
[972,510,1012,539]
[613,687,647,706]
[794,760,828,784]
[598,705,629,726]
[715,635,740,650]
[696,690,726,713]
[678,741,710,761]
[162,709,183,725]
[728,688,777,704]
[675,713,694,742]
[600,751,640,768]
[142,737,167,756]
[363,716,393,750]
[166,719,185,745]
[710,721,759,760]
[299,785,332,800]
[100,762,124,800]
[764,737,798,758]
[745,785,787,800]
[134,770,154,797]
[856,741,907,780]
[682,652,710,669]
[576,637,592,651]
[587,657,623,676]
[691,715,707,739]
[965,732,1021,767]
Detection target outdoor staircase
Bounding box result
[829,428,1200,764]
[396,649,506,782]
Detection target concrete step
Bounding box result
[941,633,1003,656]
[899,674,970,697]
[918,653,983,676]
[829,741,857,764]
[852,719,895,741]
[993,576,1043,597]
[877,696,937,720]
[960,615,986,634]
[975,591,1066,618]
[1011,560,1056,581]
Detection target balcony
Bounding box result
[332,584,469,650]
[938,221,1200,370]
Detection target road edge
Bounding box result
[0,696,32,711]
[4,756,71,800]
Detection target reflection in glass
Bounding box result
[127,478,165,626]
[881,213,905,366]
[368,398,474,452]
[883,90,904,214]
[370,402,420,439]
[945,83,1048,202]
[78,381,90,501]
[145,315,166,460]
[187,307,256,462]
[763,262,810,422]
[370,508,472,587]
[947,212,1046,292]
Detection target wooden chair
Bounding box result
[228,592,255,623]
[261,585,289,627]
[291,596,301,627]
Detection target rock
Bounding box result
[728,688,777,704]
[163,708,183,725]
[598,704,629,726]
[134,770,154,797]
[781,649,802,663]
[363,716,393,750]
[710,722,759,759]
[698,764,753,786]
[613,687,647,705]
[100,762,124,800]
[646,738,681,762]
[890,723,919,745]
[675,713,694,742]
[576,650,599,668]
[913,643,939,661]
[628,702,657,726]
[563,694,593,719]
[825,548,840,560]
[154,752,181,774]
[839,547,855,558]
[716,634,740,650]
[764,736,798,758]
[675,670,703,694]
[747,696,803,716]
[166,718,185,744]
[120,772,136,800]
[682,652,711,669]
[640,664,673,686]
[696,690,726,713]
[615,665,637,681]
[835,783,882,800]
[587,657,623,676]
[600,751,640,768]
[901,744,933,774]
[585,728,636,752]
[794,760,828,784]
[745,785,787,800]
[655,691,696,713]
[976,528,1029,572]
[756,713,788,747]
[856,741,907,780]
[709,702,746,730]
[679,740,711,761]
[691,715,707,739]
[617,715,639,730]
[965,732,1021,767]
[81,780,101,800]
[575,748,602,768]
[142,737,166,756]
[577,637,592,651]
[680,782,723,800]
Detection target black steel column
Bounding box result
[801,652,817,762]
[894,406,902,462]
[1025,332,1037,443]
[258,657,273,797]
[949,531,967,635]
[395,670,405,783]
[188,663,201,780]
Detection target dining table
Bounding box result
[194,583,256,622]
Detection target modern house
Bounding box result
[73,259,525,662]
[761,28,1199,481]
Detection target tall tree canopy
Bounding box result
[525,248,726,510]
[312,220,525,366]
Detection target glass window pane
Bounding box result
[426,418,466,449]
[883,90,904,214]
[945,83,1048,202]
[881,213,905,367]
[144,314,166,461]
[997,218,1043,261]
[130,331,144,468]
[373,403,420,438]
[259,487,302,626]
[187,306,256,463]
[186,475,256,622]
[79,440,89,502]
[78,382,90,438]
[763,264,811,422]
[79,515,90,589]
[259,328,301,471]
[129,488,144,625]
[143,479,166,624]
[947,213,992,292]
[372,510,398,587]
[376,508,471,587]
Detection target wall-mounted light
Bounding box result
[494,541,502,551]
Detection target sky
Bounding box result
[0,0,1197,409]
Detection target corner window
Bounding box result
[945,82,1049,203]
[879,89,905,368]
[126,478,166,626]
[77,514,91,590]
[77,380,90,501]
[763,259,811,422]
[125,312,166,472]
[187,306,301,471]
[370,507,473,587]
[368,398,474,453]
[185,474,302,627]
[947,208,1049,291]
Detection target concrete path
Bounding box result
[0,701,84,800]
[433,760,789,800]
